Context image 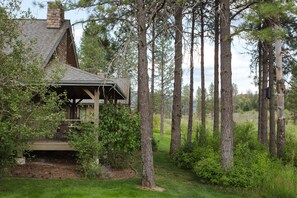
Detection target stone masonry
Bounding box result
[47,2,64,29]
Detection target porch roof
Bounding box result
[46,64,126,100]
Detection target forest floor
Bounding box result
[8,151,135,180]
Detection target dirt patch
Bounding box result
[8,151,136,180]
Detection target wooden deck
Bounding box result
[30,140,75,151]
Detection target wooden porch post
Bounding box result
[94,87,100,128]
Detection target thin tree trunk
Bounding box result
[268,42,276,157]
[187,8,195,144]
[200,1,206,144]
[220,0,233,171]
[258,41,262,143]
[260,41,268,146]
[136,0,155,188]
[160,44,165,137]
[213,0,220,137]
[275,18,285,159]
[170,4,183,155]
[150,19,155,133]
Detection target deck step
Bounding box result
[30,141,75,151]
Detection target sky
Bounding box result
[21,1,258,94]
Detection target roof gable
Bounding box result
[17,19,78,67]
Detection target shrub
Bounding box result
[172,143,197,169]
[152,137,158,152]
[284,135,297,167]
[0,122,15,176]
[99,104,140,168]
[234,122,260,150]
[193,142,272,188]
[193,149,223,184]
[68,123,102,178]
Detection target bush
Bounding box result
[172,143,196,169]
[193,149,223,184]
[193,143,272,187]
[234,122,260,150]
[0,122,15,176]
[99,104,140,168]
[284,135,297,167]
[152,137,158,152]
[68,123,102,178]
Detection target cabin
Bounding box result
[15,2,129,156]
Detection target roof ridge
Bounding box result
[62,64,114,82]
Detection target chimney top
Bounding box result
[47,2,64,29]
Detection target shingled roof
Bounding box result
[45,63,126,99]
[17,19,77,66]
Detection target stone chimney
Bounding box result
[47,2,64,29]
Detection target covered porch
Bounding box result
[31,65,127,151]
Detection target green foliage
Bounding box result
[152,137,159,152]
[234,122,261,150]
[284,134,297,167]
[68,123,102,178]
[0,1,64,174]
[193,143,272,188]
[193,149,223,185]
[99,104,140,168]
[79,22,114,74]
[259,164,297,198]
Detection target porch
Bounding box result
[29,65,128,151]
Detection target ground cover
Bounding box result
[0,134,244,198]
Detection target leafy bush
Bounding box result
[0,122,15,176]
[172,143,196,169]
[193,143,272,187]
[68,123,102,178]
[99,104,140,168]
[284,135,297,167]
[234,122,260,150]
[152,137,158,152]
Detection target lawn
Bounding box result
[0,132,244,198]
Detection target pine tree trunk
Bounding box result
[275,19,285,159]
[220,0,233,171]
[213,0,220,137]
[200,1,206,144]
[170,4,183,155]
[136,0,155,188]
[160,45,165,137]
[258,41,262,143]
[187,8,195,144]
[268,43,276,157]
[150,20,155,133]
[260,42,268,145]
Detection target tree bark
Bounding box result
[160,44,165,137]
[260,41,268,146]
[275,18,285,159]
[220,0,233,171]
[213,0,220,137]
[258,41,262,143]
[150,19,155,134]
[200,1,206,144]
[170,3,183,155]
[268,42,276,157]
[187,8,195,144]
[136,0,155,188]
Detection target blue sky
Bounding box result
[21,1,258,94]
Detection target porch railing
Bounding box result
[52,119,81,141]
